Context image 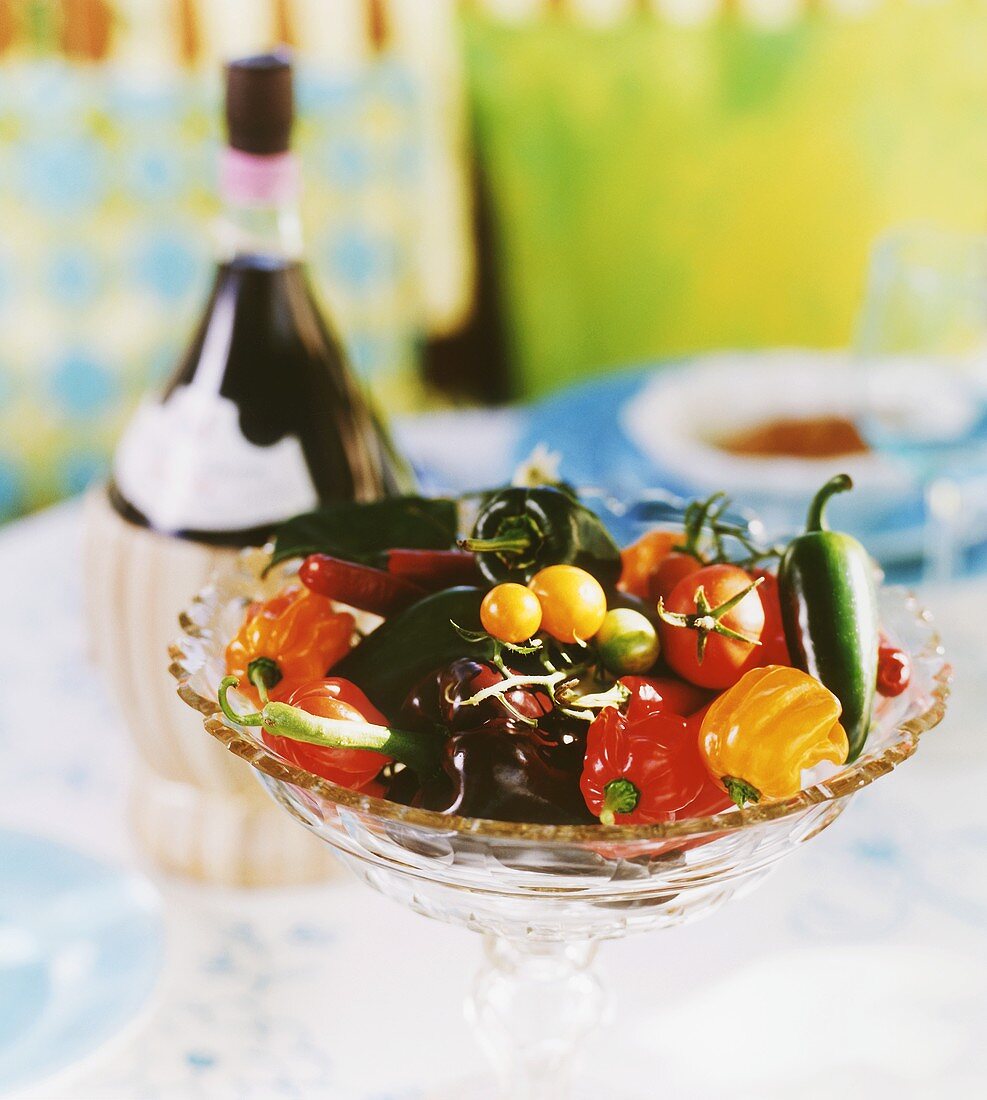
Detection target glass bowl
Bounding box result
[171,545,950,1099]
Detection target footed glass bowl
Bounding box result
[171,547,950,1099]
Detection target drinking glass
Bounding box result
[171,542,949,1099]
[855,227,987,580]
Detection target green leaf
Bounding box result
[268,496,459,570]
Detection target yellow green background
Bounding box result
[464,6,987,395]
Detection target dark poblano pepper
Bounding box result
[459,486,621,588]
[779,475,879,763]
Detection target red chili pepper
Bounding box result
[261,678,391,789]
[299,553,425,616]
[877,643,911,697]
[385,548,482,591]
[580,706,707,825]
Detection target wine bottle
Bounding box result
[109,51,413,545]
[85,51,409,886]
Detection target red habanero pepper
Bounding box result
[680,704,733,817]
[620,676,713,724]
[299,553,425,616]
[262,679,392,790]
[580,706,706,825]
[877,642,911,697]
[385,548,483,591]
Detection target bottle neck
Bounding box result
[216,147,303,261]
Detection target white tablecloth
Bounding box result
[2,498,986,1100]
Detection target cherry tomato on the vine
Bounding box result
[480,583,543,644]
[594,608,660,675]
[529,565,607,644]
[658,563,765,689]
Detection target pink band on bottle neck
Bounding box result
[220,148,300,206]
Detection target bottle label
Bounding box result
[113,387,319,533]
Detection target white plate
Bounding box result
[620,349,916,537]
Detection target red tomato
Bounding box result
[262,679,387,790]
[741,570,791,671]
[620,675,712,723]
[877,644,911,697]
[659,564,766,689]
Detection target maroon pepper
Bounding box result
[299,553,425,616]
[401,658,553,732]
[416,719,595,825]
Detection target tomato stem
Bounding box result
[460,669,572,709]
[656,576,764,664]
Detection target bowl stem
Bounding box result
[466,934,608,1099]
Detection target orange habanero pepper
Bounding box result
[225,583,355,705]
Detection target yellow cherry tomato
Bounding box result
[528,565,607,644]
[481,583,543,644]
[700,665,849,807]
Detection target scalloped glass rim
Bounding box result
[171,551,951,845]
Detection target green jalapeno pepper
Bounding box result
[778,474,879,763]
[458,486,621,587]
[332,586,494,719]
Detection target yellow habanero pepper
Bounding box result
[699,665,849,808]
[226,584,355,706]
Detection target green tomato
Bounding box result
[594,608,660,675]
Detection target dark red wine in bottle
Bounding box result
[109,50,413,547]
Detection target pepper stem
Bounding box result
[458,534,534,555]
[600,777,640,825]
[247,656,282,704]
[218,676,264,727]
[805,474,853,533]
[458,512,543,564]
[217,677,442,778]
[722,776,761,809]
